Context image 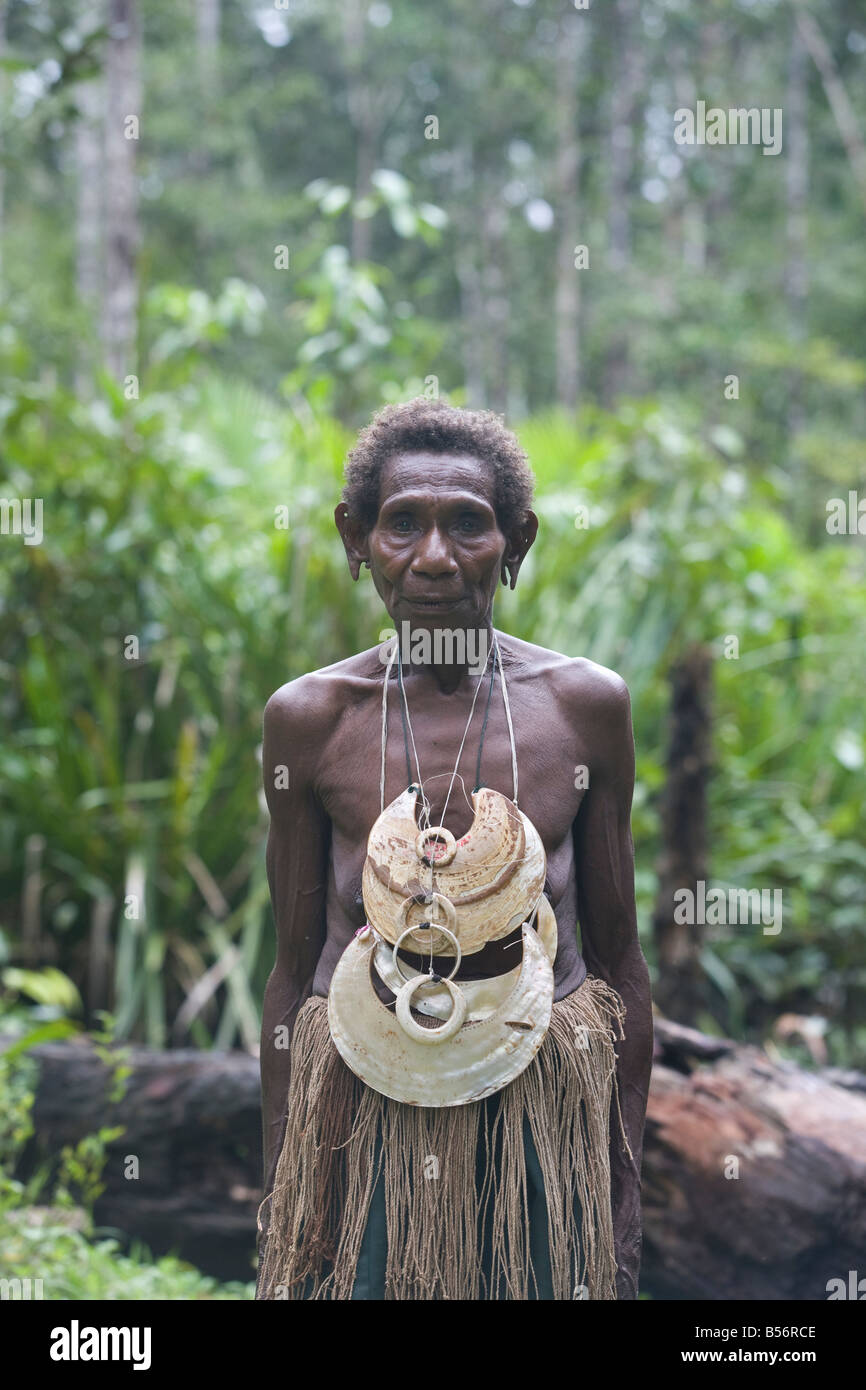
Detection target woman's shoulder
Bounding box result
[495,631,630,710]
[263,645,392,737]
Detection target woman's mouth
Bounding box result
[403,597,461,610]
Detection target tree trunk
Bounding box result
[343,0,377,263]
[674,53,706,272]
[553,11,584,410]
[101,0,141,383]
[454,144,486,409]
[701,22,731,269]
[481,194,509,416]
[796,5,866,215]
[785,19,809,502]
[23,1038,263,1282]
[0,0,6,285]
[652,644,713,1026]
[646,1017,866,1300]
[75,72,104,392]
[604,0,645,404]
[785,24,809,346]
[196,0,220,94]
[607,0,643,271]
[455,240,486,409]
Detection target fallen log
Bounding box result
[647,1017,866,1300]
[11,1021,866,1297]
[19,1036,263,1283]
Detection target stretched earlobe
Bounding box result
[335,502,369,582]
[500,511,538,592]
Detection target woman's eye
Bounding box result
[392,517,413,532]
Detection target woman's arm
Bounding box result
[571,672,653,1300]
[258,682,331,1232]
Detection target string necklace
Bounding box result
[380,631,513,814]
[381,628,517,846]
[377,631,523,980]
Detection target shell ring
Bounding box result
[391,922,462,985]
[415,825,458,867]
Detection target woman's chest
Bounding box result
[318,681,591,923]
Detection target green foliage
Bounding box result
[0,967,117,1219]
[89,1012,133,1105]
[53,1126,126,1216]
[4,0,862,445]
[0,324,357,1047]
[0,1054,37,1203]
[0,977,250,1298]
[0,1211,254,1299]
[0,966,83,1208]
[2,967,82,1014]
[516,406,866,1055]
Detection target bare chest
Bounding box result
[315,675,590,924]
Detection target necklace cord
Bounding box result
[380,637,399,813]
[498,638,519,804]
[395,646,415,791]
[379,632,519,936]
[472,639,498,793]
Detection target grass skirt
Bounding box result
[256,975,629,1300]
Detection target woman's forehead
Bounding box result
[378,450,496,505]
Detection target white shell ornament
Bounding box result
[327,922,555,1107]
[373,893,559,1022]
[395,975,467,1043]
[362,786,546,956]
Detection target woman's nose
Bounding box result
[411,526,458,576]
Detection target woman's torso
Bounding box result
[306,638,591,1000]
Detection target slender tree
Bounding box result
[101,0,141,382]
[0,0,7,283]
[796,4,866,215]
[652,645,713,1028]
[785,18,808,451]
[196,0,219,94]
[75,66,103,379]
[553,8,585,410]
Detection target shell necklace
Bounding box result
[326,634,553,1101]
[377,630,523,965]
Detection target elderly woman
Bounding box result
[256,398,652,1301]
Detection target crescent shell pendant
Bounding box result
[362,786,547,956]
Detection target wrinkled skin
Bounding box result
[259,450,653,1299]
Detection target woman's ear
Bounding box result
[334,503,369,581]
[502,510,539,590]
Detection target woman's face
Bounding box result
[366,451,508,630]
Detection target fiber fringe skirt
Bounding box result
[256,975,630,1301]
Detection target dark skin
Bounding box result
[259,449,653,1299]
